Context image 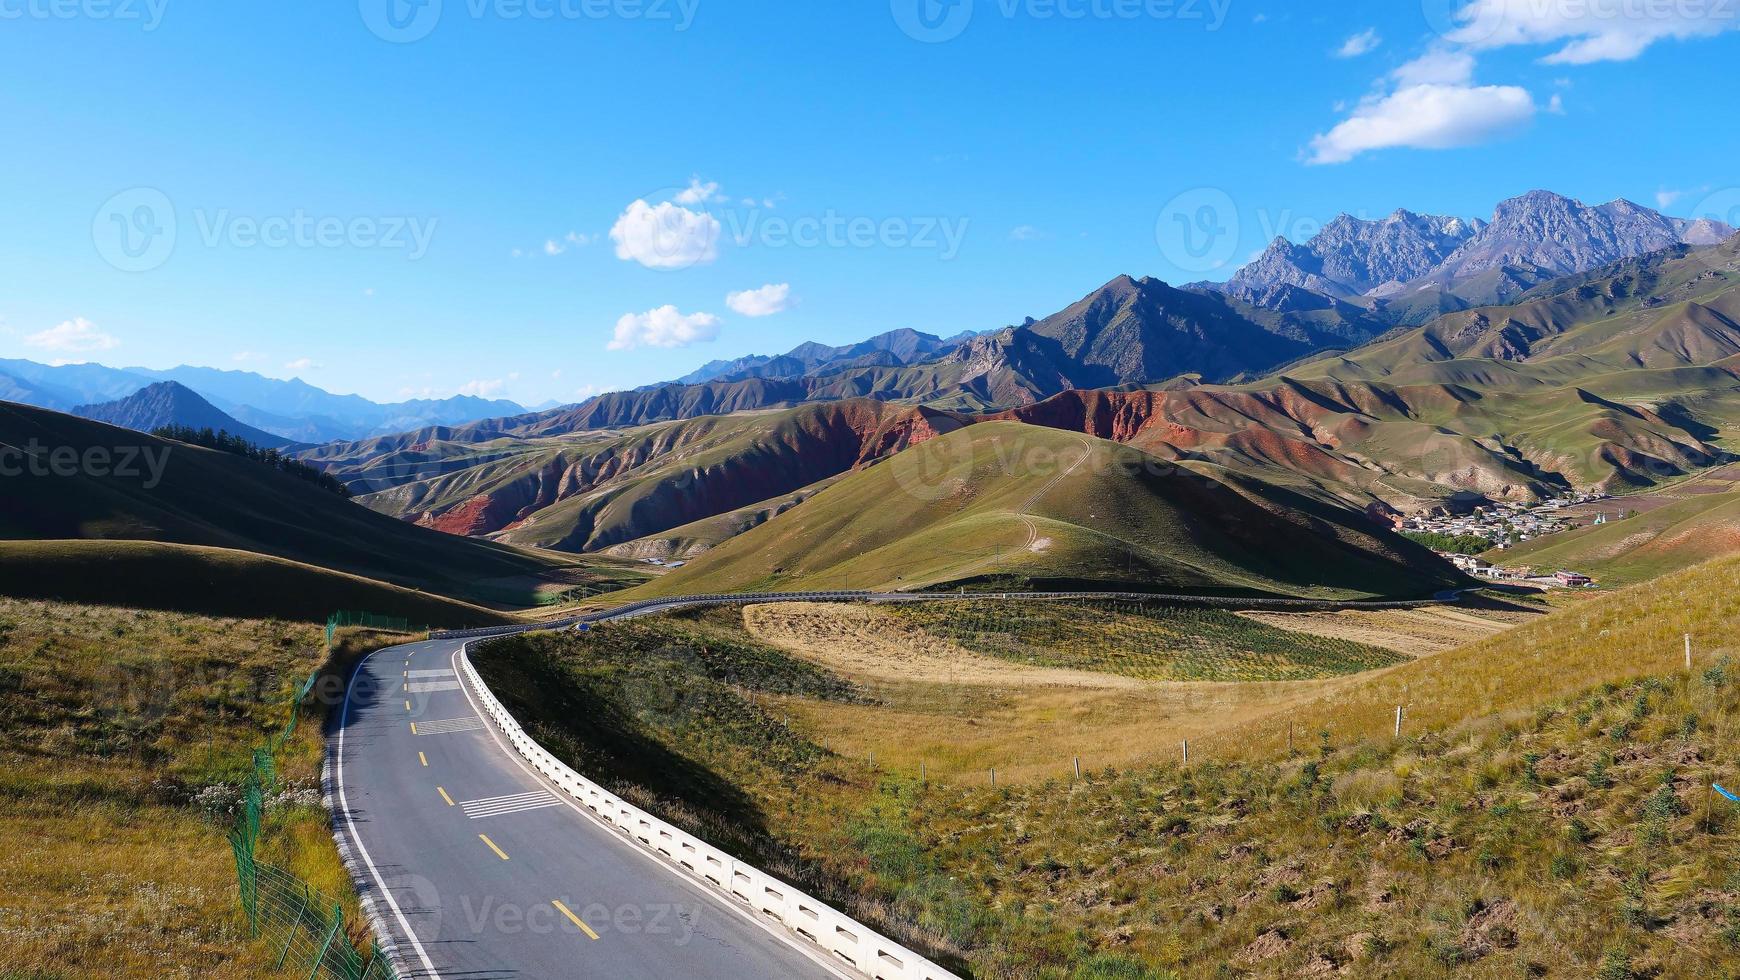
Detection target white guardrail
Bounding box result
[454,641,962,980]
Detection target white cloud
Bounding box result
[1547,92,1566,114]
[458,379,506,398]
[1010,225,1051,242]
[232,351,266,363]
[1392,47,1476,85]
[544,239,565,256]
[284,357,320,372]
[1307,83,1535,165]
[1446,0,1740,64]
[674,176,723,205]
[1336,28,1382,58]
[726,283,794,318]
[24,318,119,354]
[608,306,722,351]
[1657,187,1688,209]
[609,199,721,270]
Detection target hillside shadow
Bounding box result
[468,639,775,848]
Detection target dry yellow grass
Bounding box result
[1191,556,1740,765]
[0,599,402,977]
[745,599,1533,784]
[1236,604,1527,657]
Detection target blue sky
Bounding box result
[0,1,1736,406]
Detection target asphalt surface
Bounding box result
[329,635,838,980]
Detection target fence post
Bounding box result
[1395,706,1403,738]
[276,884,311,969]
[1687,634,1693,672]
[309,905,344,980]
[1073,756,1080,780]
[1182,740,1189,767]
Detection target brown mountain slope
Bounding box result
[341,399,968,553]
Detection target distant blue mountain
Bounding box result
[0,359,527,444]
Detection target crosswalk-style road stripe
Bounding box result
[460,790,563,820]
[407,669,456,679]
[412,716,486,736]
[407,680,462,693]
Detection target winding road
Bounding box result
[328,634,845,980]
[329,587,1468,978]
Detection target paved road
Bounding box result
[329,635,840,980]
[335,587,1468,977]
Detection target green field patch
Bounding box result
[890,599,1408,681]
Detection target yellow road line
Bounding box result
[410,722,418,735]
[479,834,509,861]
[419,751,428,767]
[437,786,455,806]
[405,700,412,712]
[553,900,600,940]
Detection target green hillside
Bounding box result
[0,540,514,626]
[0,400,567,607]
[326,399,962,554]
[632,422,1459,599]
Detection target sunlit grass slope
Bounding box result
[631,423,1457,599]
[0,599,398,976]
[0,540,515,627]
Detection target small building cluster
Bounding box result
[1396,493,1613,589]
[1440,553,1597,588]
[1396,493,1611,549]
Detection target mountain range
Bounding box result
[1220,189,1733,318]
[74,381,295,449]
[309,230,1740,576]
[0,359,527,443]
[386,190,1726,436]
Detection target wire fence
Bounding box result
[228,661,400,980]
[325,611,420,648]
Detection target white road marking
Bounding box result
[460,790,564,820]
[407,669,456,679]
[407,681,462,693]
[412,717,486,736]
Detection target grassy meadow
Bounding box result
[887,599,1406,682]
[0,597,405,977]
[470,559,1740,977]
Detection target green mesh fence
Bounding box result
[229,659,399,979]
[326,611,420,649]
